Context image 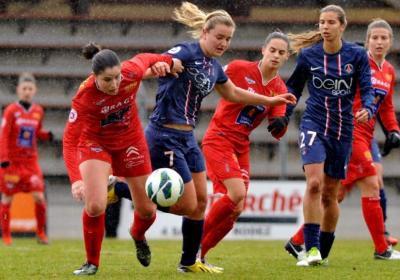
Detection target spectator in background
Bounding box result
[0,73,53,246]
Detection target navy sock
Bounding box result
[114,182,132,200]
[379,188,387,222]
[304,223,320,252]
[319,231,335,259]
[180,217,204,266]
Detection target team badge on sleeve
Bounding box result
[167,46,182,54]
[68,108,78,123]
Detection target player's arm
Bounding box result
[36,107,54,142]
[267,83,289,140]
[63,102,84,189]
[0,106,13,168]
[285,50,308,119]
[355,49,375,123]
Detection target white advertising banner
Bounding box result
[118,180,305,240]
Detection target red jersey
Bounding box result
[0,102,50,162]
[203,60,287,152]
[352,55,399,140]
[63,53,172,183]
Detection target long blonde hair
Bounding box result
[365,19,393,49]
[289,5,347,54]
[173,1,235,39]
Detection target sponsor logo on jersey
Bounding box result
[310,66,321,71]
[95,98,107,106]
[101,95,134,114]
[123,81,138,93]
[245,77,256,84]
[68,108,78,123]
[344,64,353,74]
[90,146,103,153]
[167,46,181,54]
[126,146,140,157]
[16,118,38,126]
[32,112,41,120]
[371,77,390,88]
[385,74,392,83]
[312,75,353,96]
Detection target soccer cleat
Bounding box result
[133,238,151,267]
[296,247,322,266]
[374,248,400,260]
[200,258,224,272]
[319,258,329,266]
[36,232,49,245]
[177,260,222,273]
[285,239,306,260]
[385,232,398,247]
[73,262,98,275]
[107,176,119,205]
[2,234,12,246]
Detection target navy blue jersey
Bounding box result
[150,42,228,127]
[286,41,375,141]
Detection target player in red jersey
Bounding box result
[0,73,53,246]
[286,19,400,262]
[63,42,183,275]
[200,31,291,263]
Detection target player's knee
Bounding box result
[232,203,244,217]
[307,178,322,196]
[136,205,156,219]
[321,192,337,208]
[196,196,207,214]
[86,202,106,216]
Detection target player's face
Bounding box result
[95,65,122,96]
[319,11,345,42]
[16,81,37,102]
[201,23,234,57]
[367,28,391,59]
[261,38,289,70]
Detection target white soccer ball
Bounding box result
[145,168,184,207]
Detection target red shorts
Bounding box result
[78,137,152,178]
[0,161,44,195]
[341,136,376,188]
[202,138,249,194]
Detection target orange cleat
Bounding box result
[386,234,398,247]
[2,234,12,246]
[37,231,49,245]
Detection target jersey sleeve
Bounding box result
[124,53,173,79]
[62,100,84,183]
[165,44,192,62]
[36,106,51,141]
[285,51,309,118]
[378,68,400,132]
[268,81,287,119]
[0,106,13,162]
[356,49,375,115]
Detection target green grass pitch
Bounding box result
[0,239,398,279]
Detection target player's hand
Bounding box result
[382,130,400,157]
[0,161,10,168]
[171,58,184,78]
[150,62,171,77]
[71,180,85,201]
[267,116,289,139]
[355,108,370,123]
[266,93,297,106]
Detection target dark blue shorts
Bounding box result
[298,127,352,179]
[370,138,381,163]
[145,122,205,183]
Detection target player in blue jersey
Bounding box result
[268,5,375,266]
[145,2,296,273]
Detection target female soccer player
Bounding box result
[280,5,375,266]
[145,2,296,273]
[200,31,291,262]
[63,43,182,275]
[0,73,53,246]
[286,19,400,263]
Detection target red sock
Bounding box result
[201,195,236,258]
[130,211,156,241]
[0,203,11,237]
[201,214,236,258]
[291,224,304,245]
[35,202,47,234]
[361,197,388,254]
[82,210,105,267]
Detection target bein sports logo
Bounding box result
[312,75,353,96]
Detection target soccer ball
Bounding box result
[145,168,184,207]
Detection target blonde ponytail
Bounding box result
[288,31,323,54]
[173,1,235,39]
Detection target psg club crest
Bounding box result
[344,64,353,74]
